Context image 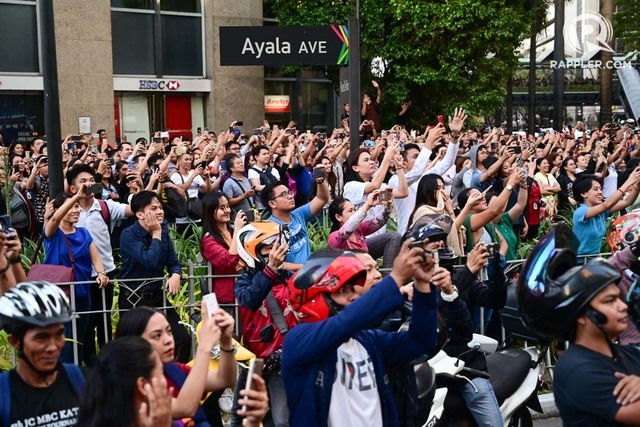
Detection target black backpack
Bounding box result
[251,166,279,187]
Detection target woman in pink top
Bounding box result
[327,189,394,253]
[201,192,247,305]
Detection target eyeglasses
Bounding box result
[273,190,294,200]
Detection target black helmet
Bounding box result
[517,225,621,340]
[405,214,452,244]
[0,281,72,333]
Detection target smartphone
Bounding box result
[236,121,244,127]
[490,142,499,151]
[510,146,522,154]
[0,215,11,233]
[318,132,327,139]
[13,166,20,175]
[71,135,82,142]
[411,130,417,139]
[279,224,290,251]
[252,128,262,135]
[25,150,30,158]
[200,161,208,170]
[437,115,445,125]
[242,358,265,413]
[86,183,103,196]
[378,188,393,202]
[160,131,170,138]
[273,124,279,131]
[197,127,202,134]
[398,141,405,152]
[203,293,219,319]
[243,209,256,222]
[152,137,163,145]
[313,166,326,181]
[91,144,99,153]
[68,142,76,150]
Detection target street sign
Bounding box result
[220,25,349,66]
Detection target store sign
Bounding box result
[113,78,211,92]
[264,95,290,113]
[139,80,181,90]
[220,25,349,66]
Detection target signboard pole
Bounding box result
[348,0,361,153]
[39,0,63,197]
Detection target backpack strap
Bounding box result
[62,363,85,396]
[0,371,10,427]
[265,292,289,336]
[163,364,210,426]
[97,199,111,226]
[230,177,254,208]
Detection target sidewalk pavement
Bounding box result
[532,393,559,419]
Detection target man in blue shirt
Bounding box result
[264,171,329,269]
[119,190,191,361]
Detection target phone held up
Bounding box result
[203,293,219,319]
[242,358,265,413]
[279,224,290,253]
[378,188,393,203]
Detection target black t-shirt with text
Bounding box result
[9,368,80,427]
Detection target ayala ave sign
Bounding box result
[220,25,349,66]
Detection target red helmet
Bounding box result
[288,249,367,323]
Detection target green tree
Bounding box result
[614,0,640,51]
[268,0,535,124]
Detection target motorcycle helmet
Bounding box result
[607,211,640,252]
[289,249,367,323]
[236,221,280,269]
[405,214,452,244]
[0,281,72,334]
[517,224,621,340]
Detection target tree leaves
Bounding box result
[267,0,535,123]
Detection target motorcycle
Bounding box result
[416,287,549,427]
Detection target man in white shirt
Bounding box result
[66,164,135,365]
[248,145,280,209]
[170,149,214,235]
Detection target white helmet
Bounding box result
[0,281,72,332]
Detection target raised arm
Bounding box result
[44,190,83,239]
[469,170,523,232]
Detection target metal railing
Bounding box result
[4,251,614,367]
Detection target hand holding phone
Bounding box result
[242,358,265,413]
[378,188,393,203]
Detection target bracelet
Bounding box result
[220,343,237,354]
[0,260,10,275]
[618,188,626,195]
[7,255,20,265]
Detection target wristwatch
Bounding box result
[440,285,459,302]
[506,184,514,191]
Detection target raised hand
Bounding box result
[448,108,468,136]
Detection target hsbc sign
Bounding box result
[138,80,181,90]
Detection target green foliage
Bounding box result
[267,0,535,122]
[0,330,15,370]
[615,0,640,50]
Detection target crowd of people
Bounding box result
[1,91,640,426]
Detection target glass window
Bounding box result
[161,15,202,76]
[112,12,156,75]
[303,82,330,132]
[0,3,38,73]
[111,0,153,9]
[120,94,151,143]
[0,93,44,145]
[160,0,201,13]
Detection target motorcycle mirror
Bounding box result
[467,334,498,355]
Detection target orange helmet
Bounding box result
[237,221,279,268]
[288,249,366,323]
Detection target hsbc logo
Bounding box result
[138,80,181,90]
